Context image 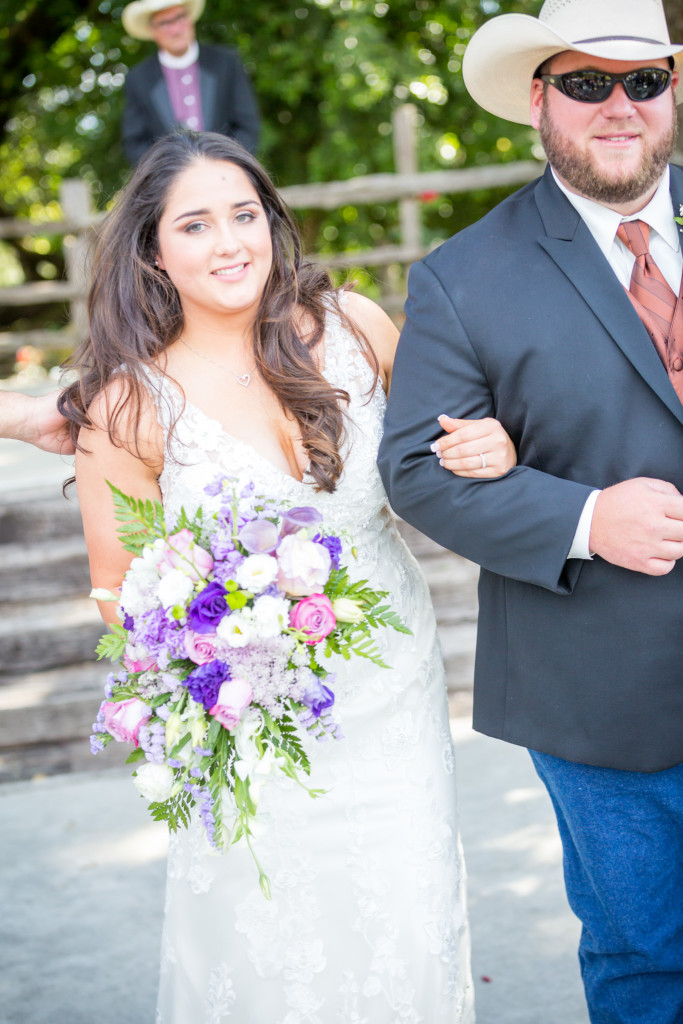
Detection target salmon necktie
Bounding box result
[617,219,683,401]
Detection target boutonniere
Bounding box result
[675,204,683,229]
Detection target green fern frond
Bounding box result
[106,481,166,554]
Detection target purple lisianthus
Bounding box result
[281,506,323,537]
[123,613,135,631]
[317,534,342,569]
[186,659,231,710]
[239,518,279,554]
[301,675,336,719]
[188,581,229,634]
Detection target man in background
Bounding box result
[120,0,260,164]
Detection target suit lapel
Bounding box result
[148,59,175,130]
[535,167,683,429]
[198,47,218,131]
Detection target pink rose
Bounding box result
[276,534,331,596]
[184,630,218,665]
[157,529,214,581]
[209,677,253,730]
[289,593,337,644]
[101,698,151,746]
[123,651,158,673]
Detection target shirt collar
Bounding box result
[551,166,678,260]
[158,40,199,70]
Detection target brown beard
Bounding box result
[538,98,678,205]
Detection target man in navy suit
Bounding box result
[379,0,683,1020]
[120,0,260,164]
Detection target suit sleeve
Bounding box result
[225,53,260,153]
[377,259,594,595]
[121,71,155,165]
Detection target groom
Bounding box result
[379,0,683,1020]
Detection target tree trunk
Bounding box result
[664,0,683,161]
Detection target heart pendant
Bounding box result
[237,374,251,388]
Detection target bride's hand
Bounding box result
[430,414,517,478]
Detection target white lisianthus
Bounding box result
[133,762,175,803]
[251,594,291,638]
[234,554,279,593]
[216,608,254,648]
[234,738,284,801]
[157,568,195,609]
[164,711,183,749]
[331,597,365,624]
[89,587,119,602]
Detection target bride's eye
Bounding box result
[183,221,208,233]
[235,211,256,224]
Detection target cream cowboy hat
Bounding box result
[462,0,683,125]
[121,0,205,41]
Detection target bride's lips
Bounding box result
[211,262,249,280]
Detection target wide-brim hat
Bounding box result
[462,0,683,125]
[122,0,205,41]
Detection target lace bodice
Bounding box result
[147,297,387,533]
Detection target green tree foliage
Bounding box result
[0,1,541,270]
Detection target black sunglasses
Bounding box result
[539,67,672,103]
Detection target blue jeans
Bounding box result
[529,749,683,1024]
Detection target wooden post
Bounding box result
[392,104,421,254]
[60,179,93,342]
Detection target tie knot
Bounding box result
[618,219,650,258]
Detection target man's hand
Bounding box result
[590,478,683,575]
[0,391,75,455]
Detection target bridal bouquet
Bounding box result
[90,474,408,896]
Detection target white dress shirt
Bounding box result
[551,168,683,557]
[158,40,200,70]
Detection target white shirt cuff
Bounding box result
[567,489,601,559]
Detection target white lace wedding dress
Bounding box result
[143,298,474,1024]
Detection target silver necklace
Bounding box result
[179,336,254,388]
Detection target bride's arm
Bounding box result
[76,382,164,626]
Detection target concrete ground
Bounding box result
[0,717,588,1024]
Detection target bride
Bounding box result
[61,130,516,1023]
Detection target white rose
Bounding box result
[157,568,195,609]
[133,762,175,802]
[234,554,279,594]
[251,595,291,638]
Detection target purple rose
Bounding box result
[188,581,229,634]
[280,506,323,537]
[186,660,231,710]
[301,676,336,719]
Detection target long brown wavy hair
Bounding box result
[59,130,377,492]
